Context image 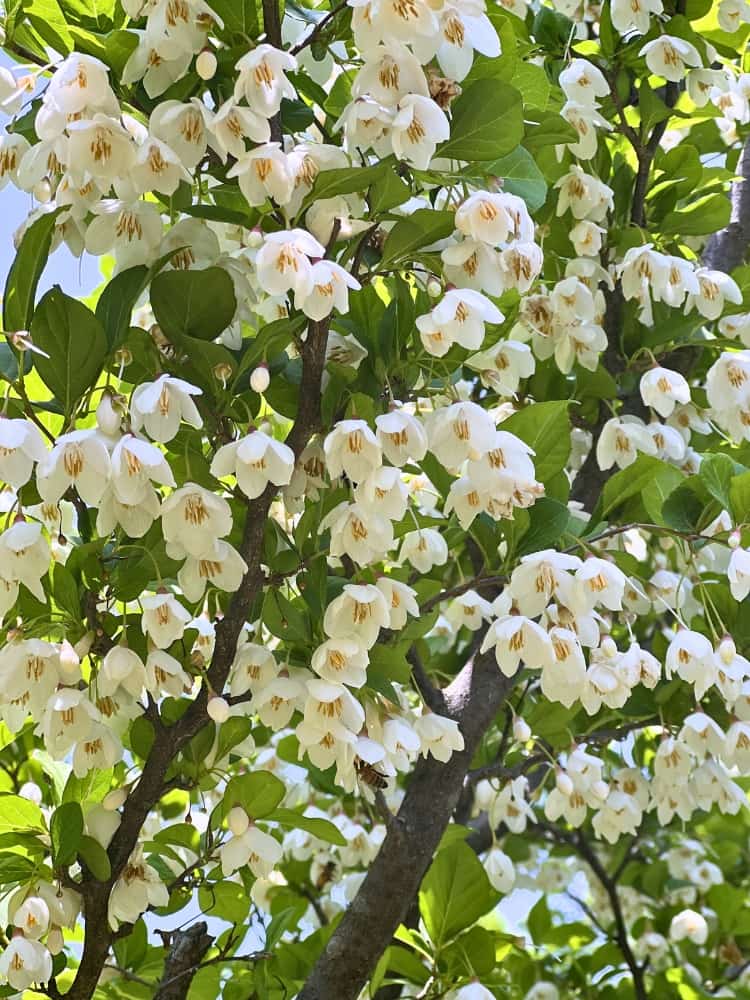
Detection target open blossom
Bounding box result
[0,418,47,487]
[390,95,449,168]
[297,260,362,320]
[417,288,503,357]
[131,375,203,443]
[596,416,657,470]
[234,45,297,117]
[640,366,691,417]
[37,429,111,505]
[640,36,701,83]
[160,484,232,559]
[323,583,390,648]
[0,936,52,991]
[211,430,295,500]
[324,419,382,483]
[414,712,465,762]
[109,848,169,929]
[256,229,325,298]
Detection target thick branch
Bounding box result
[154,923,213,1000]
[703,136,750,274]
[297,652,515,1000]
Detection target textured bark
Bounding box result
[298,653,514,1000]
[154,923,213,1000]
[703,137,750,275]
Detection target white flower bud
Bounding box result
[247,228,263,248]
[34,178,52,203]
[96,392,122,436]
[427,277,442,298]
[719,636,737,664]
[208,696,230,723]
[250,364,270,394]
[600,636,617,658]
[103,788,128,811]
[729,530,742,549]
[58,639,80,682]
[74,631,95,658]
[227,806,250,836]
[196,49,217,80]
[513,716,531,742]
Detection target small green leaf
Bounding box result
[700,453,736,514]
[24,0,73,54]
[2,208,62,333]
[50,802,83,867]
[380,209,456,265]
[52,563,80,621]
[500,402,571,484]
[150,266,237,342]
[267,808,347,846]
[440,80,523,162]
[0,794,45,835]
[30,287,108,415]
[486,147,547,213]
[221,772,286,822]
[78,835,111,881]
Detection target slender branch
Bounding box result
[290,0,350,55]
[407,648,446,713]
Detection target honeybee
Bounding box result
[354,757,389,791]
[315,860,338,891]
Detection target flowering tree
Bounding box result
[2,0,750,998]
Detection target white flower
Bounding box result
[595,416,657,470]
[481,615,554,677]
[560,59,609,105]
[210,98,271,161]
[84,199,163,268]
[728,547,750,601]
[211,430,295,499]
[0,419,46,487]
[230,643,278,698]
[456,191,533,246]
[142,593,192,648]
[640,36,701,83]
[353,43,428,104]
[400,528,448,573]
[555,165,613,221]
[640,366,691,417]
[666,630,716,699]
[311,637,369,688]
[686,268,742,320]
[221,823,283,878]
[375,577,419,630]
[98,645,147,699]
[322,500,394,565]
[561,101,612,159]
[228,143,295,207]
[0,937,52,990]
[108,848,169,929]
[670,909,708,945]
[177,540,248,602]
[297,260,362,320]
[573,558,627,613]
[390,95,449,169]
[484,847,515,893]
[414,712,464,762]
[354,466,408,520]
[509,550,580,618]
[72,723,121,777]
[41,689,98,758]
[256,228,325,298]
[253,676,304,729]
[541,627,586,708]
[490,776,534,833]
[324,419,382,483]
[37,429,110,506]
[303,679,365,734]
[130,136,192,195]
[66,114,136,183]
[149,99,209,170]
[160,484,232,559]
[145,649,192,697]
[524,982,559,1000]
[323,583,390,648]
[611,0,662,33]
[131,374,203,443]
[426,401,496,469]
[0,133,30,190]
[467,340,535,396]
[234,45,298,117]
[445,590,494,632]
[110,434,175,504]
[96,484,160,538]
[417,288,503,357]
[375,408,428,466]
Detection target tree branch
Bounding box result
[297,651,516,1000]
[703,136,750,274]
[154,923,213,1000]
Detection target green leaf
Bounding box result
[661,193,732,237]
[199,881,250,923]
[500,401,571,483]
[380,209,456,265]
[730,470,750,523]
[369,168,412,214]
[52,563,80,621]
[150,266,237,342]
[439,80,523,161]
[527,895,552,944]
[0,854,37,885]
[50,802,83,867]
[700,453,736,513]
[207,0,261,39]
[486,147,547,213]
[3,207,62,333]
[532,5,574,49]
[24,0,73,54]
[0,794,45,834]
[518,498,570,555]
[599,455,683,522]
[267,808,347,846]
[30,287,108,415]
[95,251,176,351]
[215,716,253,760]
[305,161,390,207]
[220,772,286,821]
[78,834,111,881]
[419,842,500,949]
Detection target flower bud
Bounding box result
[600,636,617,658]
[207,696,230,723]
[214,362,233,388]
[74,631,95,659]
[34,178,52,203]
[96,392,122,436]
[247,228,263,248]
[227,806,249,836]
[47,927,64,955]
[250,364,270,394]
[719,636,737,664]
[196,49,217,80]
[103,788,128,811]
[729,530,742,549]
[19,782,42,805]
[58,639,81,682]
[513,716,531,743]
[427,277,442,298]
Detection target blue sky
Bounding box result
[0,51,101,299]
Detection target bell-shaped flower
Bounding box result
[72,722,122,777]
[417,288,503,357]
[210,98,270,162]
[483,846,515,894]
[221,821,283,878]
[640,366,691,417]
[541,627,587,708]
[12,896,50,939]
[390,95,449,169]
[560,59,609,105]
[253,676,305,729]
[37,429,110,505]
[669,909,708,945]
[108,847,169,929]
[686,267,742,320]
[322,500,394,565]
[467,339,534,396]
[296,260,362,321]
[445,590,494,632]
[177,540,248,602]
[611,0,662,33]
[427,400,496,469]
[481,614,554,677]
[256,228,325,298]
[211,430,294,500]
[98,645,147,699]
[66,114,136,184]
[96,483,160,539]
[229,643,278,698]
[509,550,581,618]
[400,528,448,573]
[640,35,701,83]
[375,577,419,630]
[324,419,381,483]
[228,143,295,207]
[41,689,98,758]
[145,649,192,697]
[141,592,192,648]
[352,43,429,105]
[375,407,427,466]
[131,374,202,443]
[234,45,297,117]
[160,484,232,559]
[414,712,464,762]
[728,547,750,601]
[0,937,52,991]
[354,466,408,521]
[312,637,369,688]
[679,711,725,760]
[665,630,716,699]
[130,135,192,195]
[149,99,209,170]
[595,415,657,470]
[323,583,390,648]
[110,433,175,505]
[573,557,627,613]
